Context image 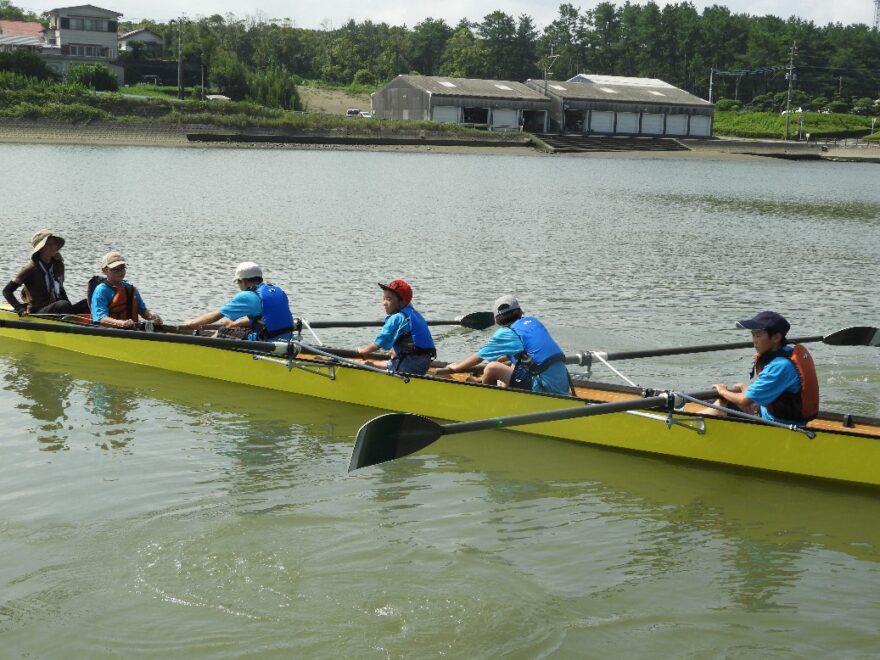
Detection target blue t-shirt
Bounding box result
[219,290,273,342]
[374,311,409,351]
[477,327,569,395]
[91,281,147,323]
[745,347,802,422]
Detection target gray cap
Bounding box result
[234,262,263,282]
[493,294,521,318]
[100,251,126,269]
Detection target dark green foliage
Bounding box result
[67,64,119,91]
[247,67,301,110]
[715,98,737,111]
[0,50,56,80]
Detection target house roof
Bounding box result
[44,5,122,17]
[0,20,45,38]
[539,74,711,107]
[393,75,549,102]
[0,35,44,47]
[119,27,162,40]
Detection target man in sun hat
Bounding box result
[183,262,294,341]
[446,294,571,395]
[90,251,163,330]
[3,229,88,316]
[356,278,436,375]
[704,310,819,424]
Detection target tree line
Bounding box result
[3,1,879,109]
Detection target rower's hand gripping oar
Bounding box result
[348,388,719,471]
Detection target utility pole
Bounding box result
[784,41,797,141]
[171,16,185,100]
[708,67,714,104]
[541,48,559,133]
[874,0,880,30]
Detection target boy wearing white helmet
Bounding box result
[183,262,294,341]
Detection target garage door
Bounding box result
[665,114,688,136]
[491,108,518,129]
[432,106,459,123]
[615,112,639,133]
[689,115,711,136]
[640,113,664,134]
[590,111,614,133]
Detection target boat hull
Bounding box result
[1,310,879,488]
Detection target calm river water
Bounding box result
[1,144,879,657]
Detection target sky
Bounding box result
[18,0,878,29]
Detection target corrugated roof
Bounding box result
[533,75,711,107]
[0,35,44,46]
[0,20,45,38]
[119,27,161,40]
[395,75,549,102]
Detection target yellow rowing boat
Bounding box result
[1,308,879,488]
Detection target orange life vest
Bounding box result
[752,344,820,421]
[85,278,139,324]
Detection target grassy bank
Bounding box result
[0,76,518,139]
[714,110,876,139]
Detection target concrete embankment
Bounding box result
[0,118,538,154]
[683,137,880,163]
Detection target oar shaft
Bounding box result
[577,335,825,363]
[439,389,719,437]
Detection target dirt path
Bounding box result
[298,87,371,115]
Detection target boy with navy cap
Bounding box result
[706,310,819,424]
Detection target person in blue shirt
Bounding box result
[357,279,436,375]
[183,262,294,342]
[704,311,819,425]
[91,251,163,330]
[446,295,571,396]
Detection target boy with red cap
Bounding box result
[357,279,436,376]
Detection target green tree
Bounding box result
[67,63,118,91]
[209,48,248,99]
[478,11,517,79]
[439,22,487,78]
[0,49,55,80]
[247,67,300,109]
[408,18,453,75]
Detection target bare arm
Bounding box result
[446,353,483,373]
[182,311,223,329]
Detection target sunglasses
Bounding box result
[109,265,126,273]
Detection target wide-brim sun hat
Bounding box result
[31,229,65,256]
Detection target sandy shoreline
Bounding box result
[1,118,877,162]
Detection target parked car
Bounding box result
[345,108,361,117]
[359,111,372,118]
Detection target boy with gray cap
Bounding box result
[446,295,570,395]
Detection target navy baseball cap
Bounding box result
[736,311,790,336]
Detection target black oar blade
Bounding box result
[456,311,494,330]
[823,326,880,347]
[349,413,443,471]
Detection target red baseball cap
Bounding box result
[378,279,412,306]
